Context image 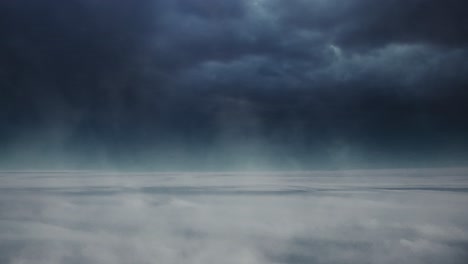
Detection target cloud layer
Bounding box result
[1,168,468,263]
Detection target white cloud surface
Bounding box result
[1,168,468,264]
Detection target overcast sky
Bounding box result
[1,0,468,170]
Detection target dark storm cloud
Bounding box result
[156,0,468,98]
[339,0,468,48]
[270,0,468,48]
[1,0,468,169]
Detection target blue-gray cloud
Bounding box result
[1,0,468,169]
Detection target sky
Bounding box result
[1,0,468,170]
